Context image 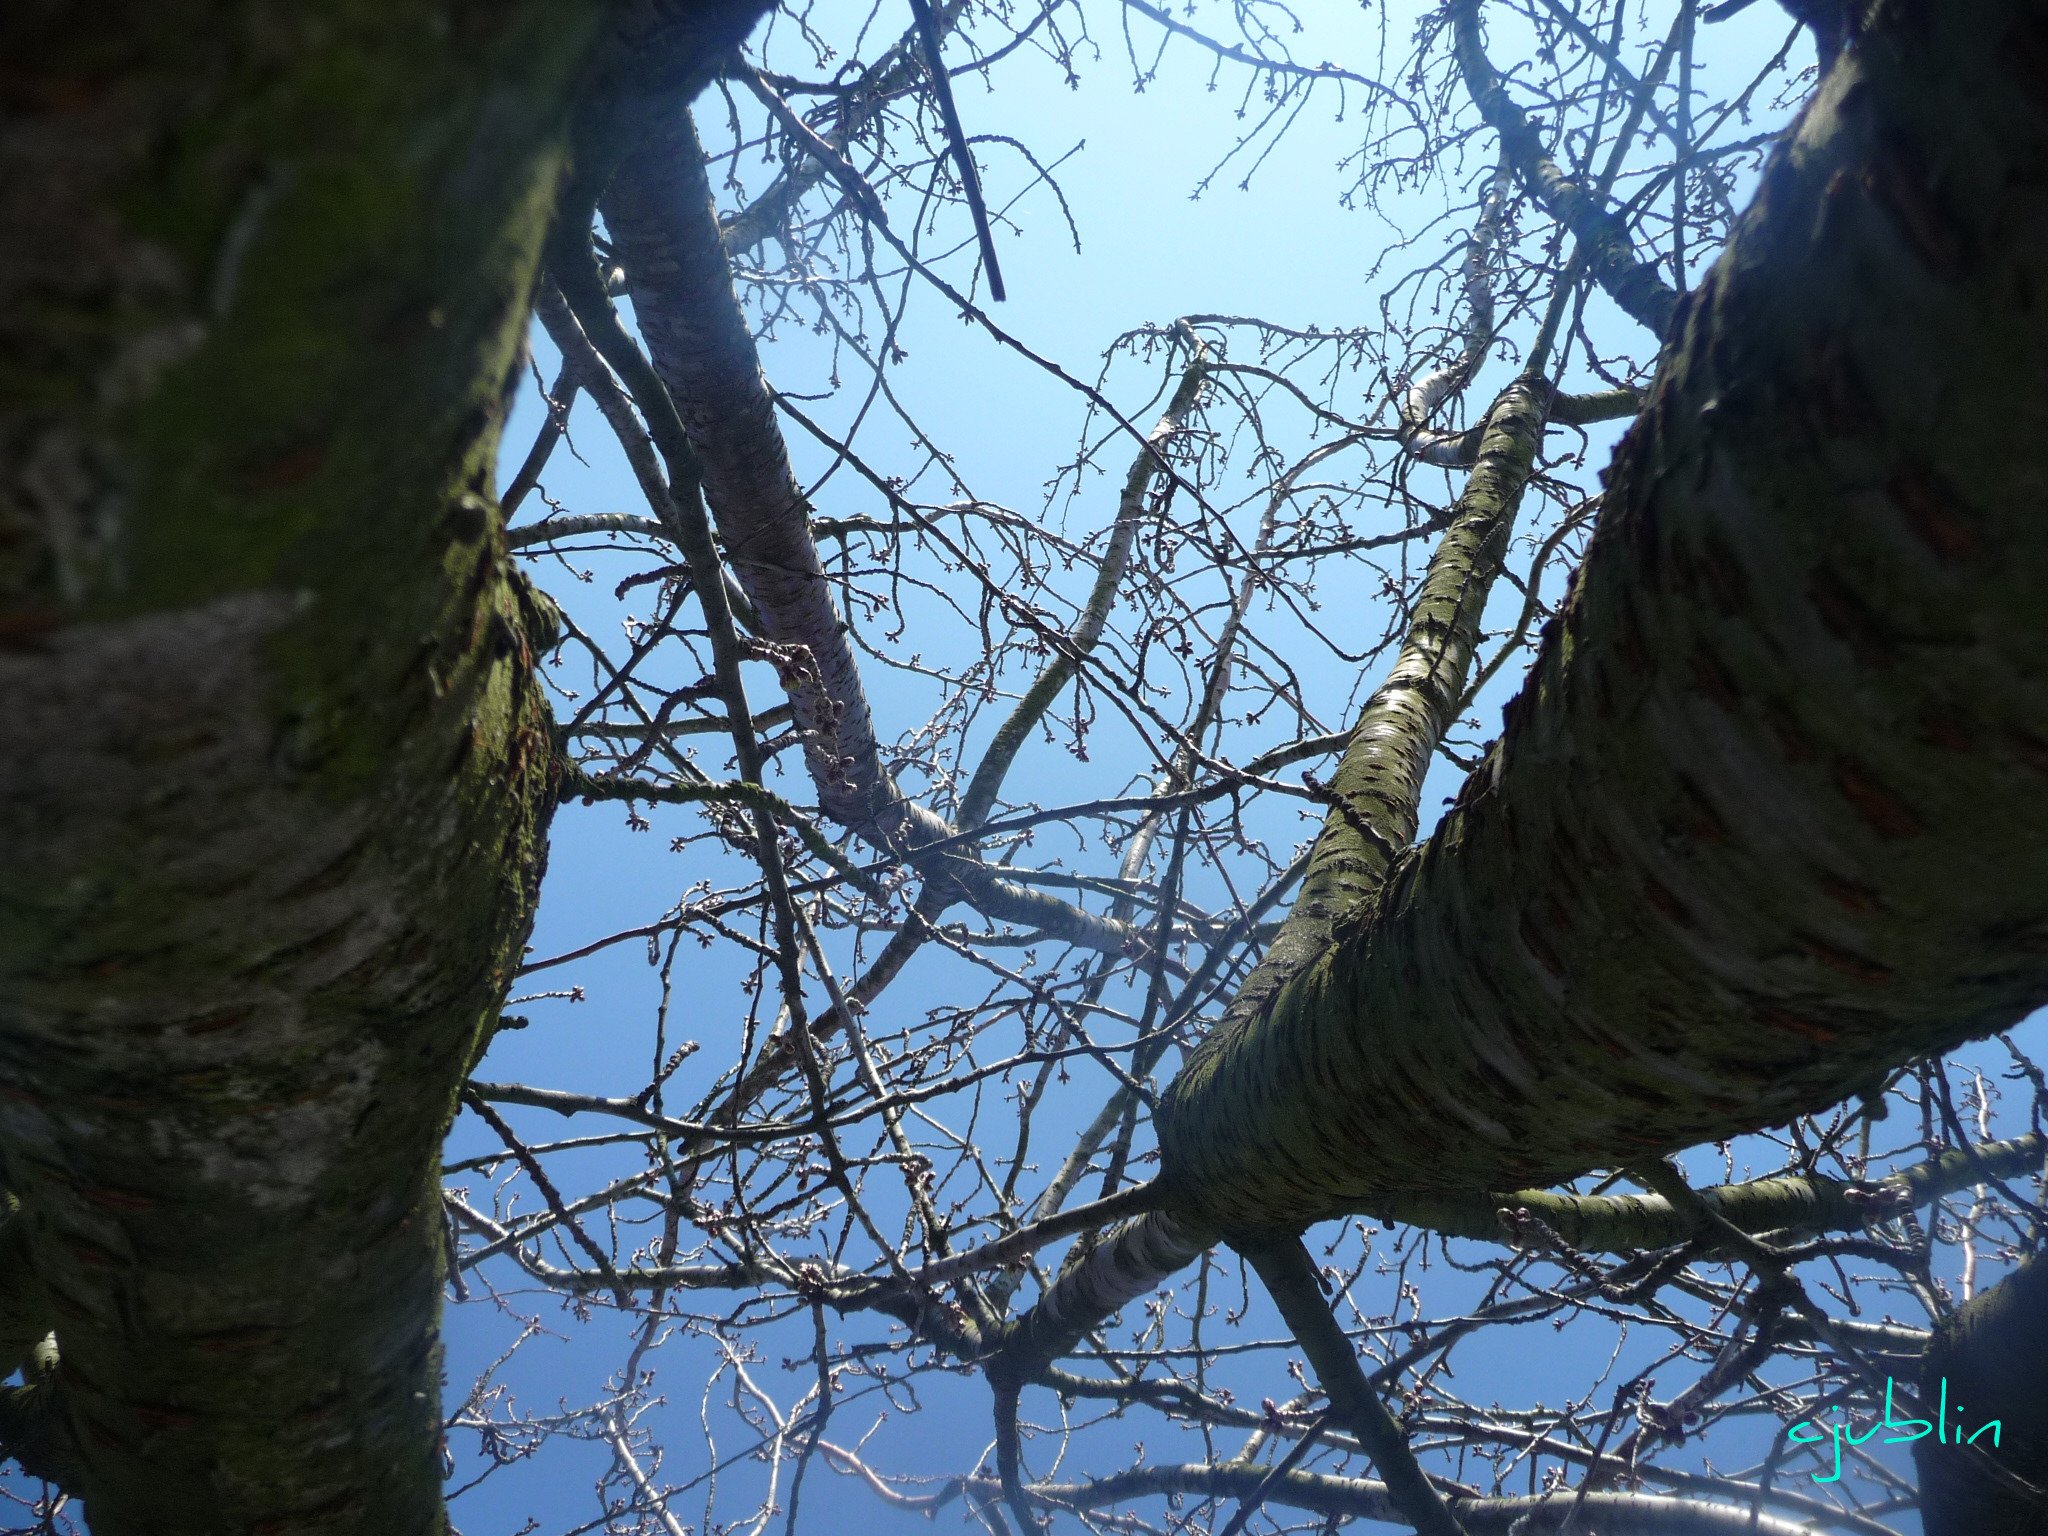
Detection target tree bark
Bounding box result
[0,5,614,1530]
[1915,1257,2048,1535]
[1157,0,2048,1232]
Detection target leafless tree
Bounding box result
[7,2,2048,1535]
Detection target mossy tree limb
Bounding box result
[0,4,636,1530]
[999,368,1554,1365]
[1378,1132,2047,1254]
[1158,0,2048,1237]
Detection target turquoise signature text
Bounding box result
[1786,1378,2003,1484]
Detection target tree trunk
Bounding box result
[0,5,609,1530]
[1915,1257,2048,1535]
[1152,0,2048,1237]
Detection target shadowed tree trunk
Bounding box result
[0,2,764,1531]
[1915,1257,2048,1534]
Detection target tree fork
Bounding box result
[998,368,1552,1364]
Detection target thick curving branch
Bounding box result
[1160,0,2048,1235]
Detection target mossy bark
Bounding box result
[1379,1132,2045,1253]
[1158,0,2048,1234]
[0,4,607,1530]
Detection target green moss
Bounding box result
[2,3,604,1529]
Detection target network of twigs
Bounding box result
[278,5,2046,1536]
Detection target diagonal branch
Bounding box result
[721,0,970,253]
[996,368,1555,1363]
[598,103,1150,961]
[908,0,1007,301]
[956,329,1209,831]
[1245,1237,1470,1536]
[1451,0,1682,338]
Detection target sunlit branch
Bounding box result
[1451,0,1681,337]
